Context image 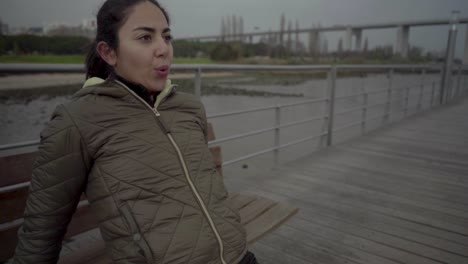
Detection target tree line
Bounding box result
[0,35,91,55]
[0,34,434,63]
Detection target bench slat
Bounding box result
[0,188,88,225]
[238,197,277,225]
[1,123,298,262]
[0,152,36,188]
[243,201,299,245]
[0,187,29,224]
[0,204,99,262]
[56,193,298,264]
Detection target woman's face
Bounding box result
[112,1,173,93]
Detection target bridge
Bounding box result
[177,17,468,63]
[0,63,467,263]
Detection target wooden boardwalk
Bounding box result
[228,97,468,263]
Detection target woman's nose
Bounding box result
[155,38,169,57]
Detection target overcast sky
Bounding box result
[1,0,468,57]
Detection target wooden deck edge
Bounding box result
[246,206,299,245]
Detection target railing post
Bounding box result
[327,66,337,147]
[361,92,368,135]
[456,66,462,97]
[440,11,459,104]
[418,69,425,111]
[404,87,410,116]
[384,69,393,124]
[464,72,467,96]
[194,67,202,98]
[274,106,281,164]
[430,81,436,107]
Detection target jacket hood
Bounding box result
[73,77,175,109]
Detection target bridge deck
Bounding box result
[229,98,468,263]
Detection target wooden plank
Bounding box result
[229,193,257,210]
[377,134,468,153]
[250,188,468,262]
[237,176,468,247]
[265,172,468,236]
[344,140,468,167]
[258,230,391,264]
[244,202,298,245]
[289,215,468,263]
[327,147,468,188]
[277,165,468,218]
[275,224,433,264]
[207,123,216,142]
[56,194,298,263]
[0,204,99,262]
[209,146,223,177]
[238,196,277,225]
[58,239,109,264]
[0,188,88,225]
[0,187,28,224]
[305,154,468,196]
[0,152,36,187]
[287,163,468,209]
[248,241,313,264]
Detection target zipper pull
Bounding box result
[153,108,161,117]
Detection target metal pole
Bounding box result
[274,106,281,164]
[418,69,425,110]
[404,87,410,116]
[440,11,459,104]
[456,66,462,97]
[194,67,202,98]
[361,93,368,135]
[385,69,393,123]
[327,67,337,146]
[430,81,436,107]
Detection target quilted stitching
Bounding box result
[15,82,247,264]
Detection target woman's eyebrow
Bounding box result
[133,26,156,33]
[133,27,171,33]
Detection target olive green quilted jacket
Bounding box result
[13,78,247,264]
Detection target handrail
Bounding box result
[0,62,461,74]
[1,63,467,168]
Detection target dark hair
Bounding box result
[85,0,170,79]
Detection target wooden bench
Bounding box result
[0,123,298,263]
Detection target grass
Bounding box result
[0,54,215,64]
[173,79,303,97]
[173,57,214,64]
[0,54,86,64]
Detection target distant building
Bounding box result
[81,18,97,31]
[44,20,95,38]
[28,27,44,35]
[0,18,9,35]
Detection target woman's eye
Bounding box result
[164,35,173,41]
[139,35,152,41]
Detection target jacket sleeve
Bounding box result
[13,105,91,264]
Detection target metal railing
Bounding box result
[1,63,468,170]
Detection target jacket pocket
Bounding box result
[120,204,155,264]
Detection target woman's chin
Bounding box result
[146,80,166,93]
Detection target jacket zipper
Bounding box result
[115,80,228,264]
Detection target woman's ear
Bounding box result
[96,41,117,66]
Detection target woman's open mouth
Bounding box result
[155,65,169,77]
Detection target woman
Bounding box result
[13,0,258,263]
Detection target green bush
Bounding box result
[1,35,91,55]
[210,42,242,61]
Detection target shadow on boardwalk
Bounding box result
[228,98,468,264]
